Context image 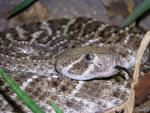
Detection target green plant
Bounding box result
[8,0,37,19]
[0,68,64,113]
[49,99,64,113]
[123,0,150,26]
[0,68,45,113]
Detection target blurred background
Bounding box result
[0,0,150,32]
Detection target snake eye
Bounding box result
[84,53,94,62]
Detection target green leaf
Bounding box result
[0,68,45,113]
[123,0,150,26]
[8,0,37,19]
[49,99,64,113]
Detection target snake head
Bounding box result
[55,46,136,80]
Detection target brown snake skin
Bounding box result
[0,17,149,113]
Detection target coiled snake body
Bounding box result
[0,17,149,113]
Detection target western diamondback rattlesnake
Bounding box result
[0,17,149,113]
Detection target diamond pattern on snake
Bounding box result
[0,17,149,113]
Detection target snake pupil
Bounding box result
[85,53,93,61]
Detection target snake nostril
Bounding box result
[98,64,102,67]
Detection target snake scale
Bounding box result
[0,17,149,113]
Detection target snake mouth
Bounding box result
[54,60,62,74]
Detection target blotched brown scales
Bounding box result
[0,17,149,113]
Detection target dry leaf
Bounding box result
[135,73,150,106]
